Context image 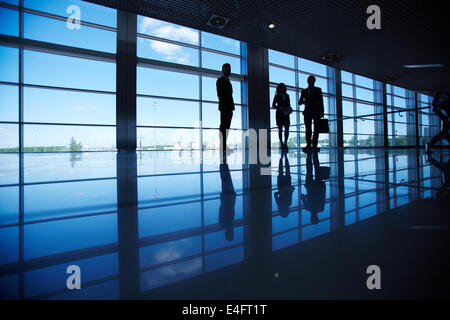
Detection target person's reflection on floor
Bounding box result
[427,153,450,208]
[274,151,295,217]
[219,162,236,241]
[301,150,326,224]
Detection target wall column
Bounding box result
[116,11,137,152]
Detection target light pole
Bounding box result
[152,101,160,200]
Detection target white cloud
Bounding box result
[154,246,182,263]
[152,25,198,45]
[138,17,199,45]
[159,258,202,276]
[150,40,181,56]
[144,39,191,65]
[138,17,162,33]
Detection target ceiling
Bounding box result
[85,0,450,94]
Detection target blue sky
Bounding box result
[0,2,249,149]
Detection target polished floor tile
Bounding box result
[0,148,449,299]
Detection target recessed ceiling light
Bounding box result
[403,64,444,69]
[268,23,275,29]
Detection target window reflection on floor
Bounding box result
[0,148,447,299]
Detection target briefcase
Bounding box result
[318,118,329,133]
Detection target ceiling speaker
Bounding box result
[321,52,342,63]
[207,14,229,29]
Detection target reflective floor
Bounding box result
[0,148,449,299]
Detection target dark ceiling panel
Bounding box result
[84,0,450,94]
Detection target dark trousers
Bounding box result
[219,110,233,152]
[304,114,320,147]
[429,107,450,146]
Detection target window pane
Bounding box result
[393,97,406,108]
[269,49,295,68]
[343,119,354,134]
[343,134,355,146]
[137,67,199,99]
[0,123,18,152]
[343,100,354,117]
[356,87,374,102]
[24,214,117,259]
[201,31,240,55]
[24,13,116,53]
[137,97,199,127]
[269,66,295,87]
[202,128,243,149]
[24,124,116,151]
[0,84,18,121]
[202,50,240,74]
[357,118,375,135]
[202,102,220,129]
[355,75,373,89]
[23,152,117,183]
[0,153,19,184]
[0,46,18,83]
[24,50,116,91]
[0,227,18,265]
[393,86,406,97]
[137,37,198,66]
[0,7,18,36]
[0,186,18,225]
[0,0,19,5]
[341,71,352,83]
[24,180,116,221]
[24,87,115,124]
[297,57,326,76]
[342,84,353,98]
[393,110,403,123]
[356,102,374,117]
[137,127,200,150]
[140,236,201,268]
[137,16,198,45]
[24,0,116,28]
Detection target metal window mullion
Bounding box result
[136,57,245,81]
[0,35,116,63]
[352,74,357,146]
[22,7,117,32]
[415,92,420,147]
[198,31,203,154]
[295,56,300,148]
[391,88,396,146]
[18,0,25,300]
[354,150,359,221]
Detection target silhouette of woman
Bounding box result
[272,83,292,151]
[274,152,295,217]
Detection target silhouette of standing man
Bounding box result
[301,151,326,224]
[216,63,235,154]
[219,162,236,241]
[299,75,324,151]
